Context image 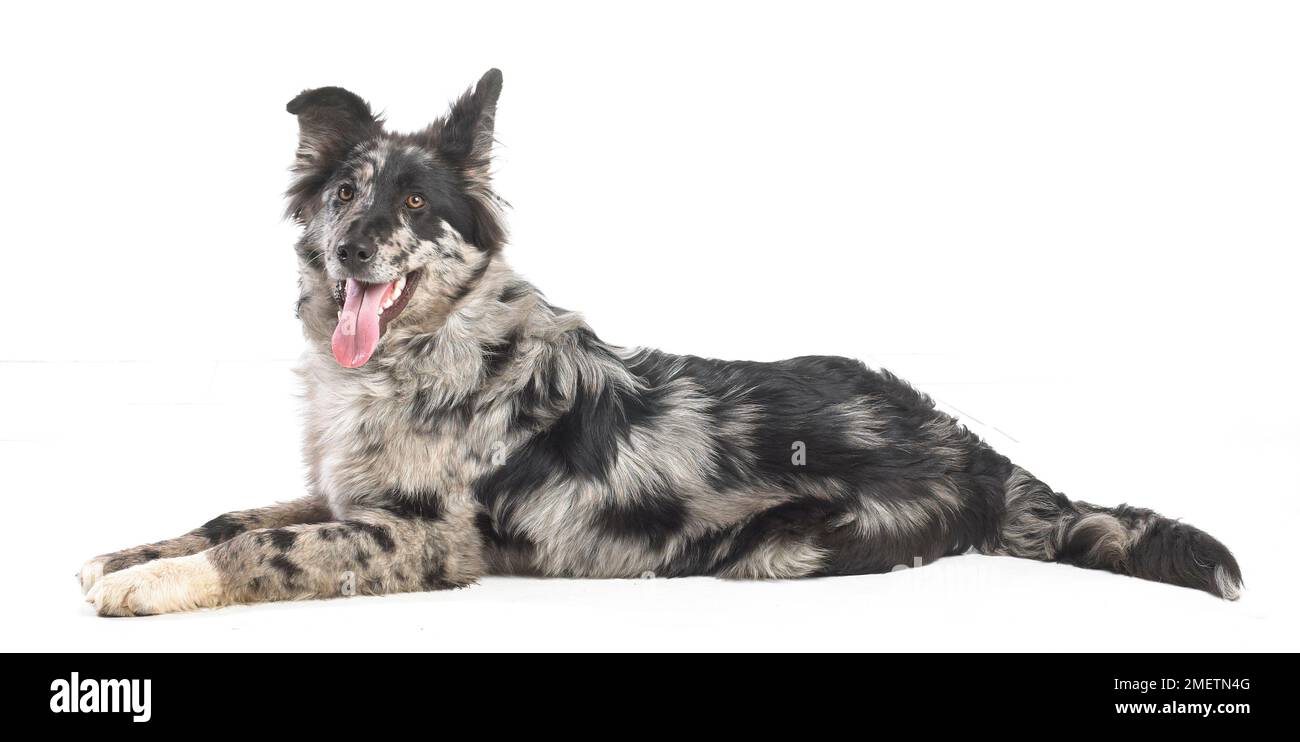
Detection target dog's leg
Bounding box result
[85,501,483,616]
[79,495,332,592]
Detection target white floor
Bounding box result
[2,355,1295,652]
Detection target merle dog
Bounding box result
[80,69,1241,615]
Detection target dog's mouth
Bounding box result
[330,269,423,368]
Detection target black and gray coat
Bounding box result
[80,70,1241,616]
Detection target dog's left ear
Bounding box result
[430,69,503,176]
[285,87,382,221]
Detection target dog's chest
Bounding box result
[299,355,492,513]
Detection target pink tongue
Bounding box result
[331,278,393,368]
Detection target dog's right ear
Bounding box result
[285,87,381,221]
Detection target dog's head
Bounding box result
[286,69,505,368]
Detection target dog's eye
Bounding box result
[337,184,355,202]
[404,194,426,209]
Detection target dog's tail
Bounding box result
[985,465,1242,599]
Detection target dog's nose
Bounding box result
[335,243,374,263]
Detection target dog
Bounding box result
[80,69,1242,616]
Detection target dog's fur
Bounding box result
[81,70,1242,616]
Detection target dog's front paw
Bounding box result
[78,558,107,593]
[85,553,223,617]
[77,547,168,593]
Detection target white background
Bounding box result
[2,1,1297,651]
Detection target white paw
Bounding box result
[85,553,222,617]
[78,559,106,594]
